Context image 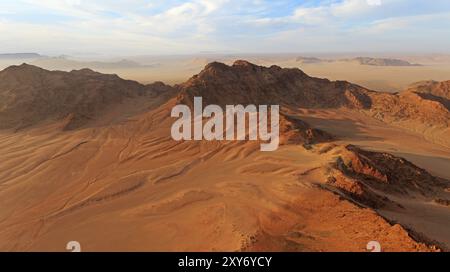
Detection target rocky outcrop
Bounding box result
[326,145,449,209]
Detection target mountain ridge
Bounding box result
[0,63,175,130]
[1,61,449,134]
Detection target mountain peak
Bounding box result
[70,68,102,76]
[1,63,43,73]
[232,60,256,67]
[200,60,282,76]
[204,61,229,71]
[18,63,35,68]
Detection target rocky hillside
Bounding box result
[0,64,174,130]
[177,60,373,109]
[177,60,449,128]
[2,61,448,132]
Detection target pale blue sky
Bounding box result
[1,0,449,56]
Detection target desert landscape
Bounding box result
[3,53,450,93]
[0,59,449,252]
[1,0,450,253]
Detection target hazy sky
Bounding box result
[1,0,450,56]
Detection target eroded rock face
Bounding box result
[366,80,450,129]
[325,145,450,210]
[342,145,447,192]
[325,173,394,209]
[368,90,450,127]
[279,114,334,145]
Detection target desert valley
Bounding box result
[0,58,449,251]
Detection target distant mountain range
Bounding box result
[296,56,422,66]
[30,56,157,70]
[0,53,43,59]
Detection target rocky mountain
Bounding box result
[3,60,447,135]
[0,64,174,130]
[0,53,42,59]
[176,60,449,129]
[368,89,450,127]
[279,114,334,145]
[177,60,373,109]
[350,57,421,67]
[295,56,326,64]
[294,56,421,66]
[31,57,154,71]
[329,145,448,205]
[404,80,450,109]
